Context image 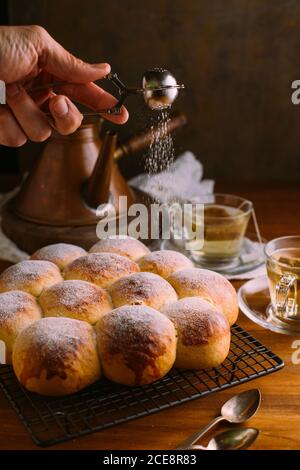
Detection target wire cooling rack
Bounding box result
[0,324,284,447]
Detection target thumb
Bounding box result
[37,28,110,83]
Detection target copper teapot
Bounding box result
[15,117,135,226]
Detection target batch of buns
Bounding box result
[0,236,238,396]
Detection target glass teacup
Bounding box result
[173,193,253,269]
[265,236,300,322]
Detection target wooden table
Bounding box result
[0,182,299,450]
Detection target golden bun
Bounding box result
[168,268,238,326]
[89,235,150,261]
[109,272,177,310]
[39,280,113,325]
[162,297,230,369]
[31,243,87,270]
[0,260,63,297]
[64,253,140,288]
[0,290,42,364]
[96,305,177,386]
[139,250,193,279]
[12,317,101,396]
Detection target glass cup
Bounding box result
[265,236,300,322]
[171,193,253,269]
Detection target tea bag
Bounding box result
[278,256,300,268]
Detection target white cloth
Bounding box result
[0,187,29,263]
[129,151,215,203]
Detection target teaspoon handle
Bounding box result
[176,415,224,450]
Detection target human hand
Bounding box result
[0,25,129,147]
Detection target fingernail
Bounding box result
[6,84,20,97]
[53,98,68,116]
[92,63,111,72]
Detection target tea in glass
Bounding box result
[265,236,300,321]
[185,194,252,268]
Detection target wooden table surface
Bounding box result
[0,182,299,450]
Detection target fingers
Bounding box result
[27,26,129,124]
[0,106,27,147]
[24,71,53,106]
[48,95,83,135]
[6,84,52,142]
[2,79,128,148]
[5,84,85,143]
[33,26,111,83]
[55,82,129,124]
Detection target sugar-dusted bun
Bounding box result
[96,305,177,386]
[139,250,193,279]
[89,235,150,261]
[64,253,140,288]
[168,268,238,326]
[31,243,87,270]
[39,280,113,325]
[109,272,177,310]
[0,260,63,297]
[0,291,42,364]
[162,297,230,369]
[12,317,101,396]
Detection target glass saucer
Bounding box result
[159,234,265,276]
[238,275,300,335]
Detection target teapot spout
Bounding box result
[85,131,117,208]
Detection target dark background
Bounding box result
[1,0,300,182]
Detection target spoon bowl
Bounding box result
[221,389,261,423]
[193,427,260,451]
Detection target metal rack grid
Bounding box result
[0,324,284,447]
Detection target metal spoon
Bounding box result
[176,389,261,450]
[192,428,260,451]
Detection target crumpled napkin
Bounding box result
[129,151,215,203]
[0,186,29,263]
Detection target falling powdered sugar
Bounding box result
[144,109,175,176]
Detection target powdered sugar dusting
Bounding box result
[98,305,172,344]
[31,243,87,268]
[145,109,175,175]
[0,290,40,322]
[0,260,61,287]
[162,297,228,346]
[64,253,140,287]
[110,271,177,309]
[40,280,111,312]
[139,250,193,277]
[90,236,150,261]
[18,316,93,356]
